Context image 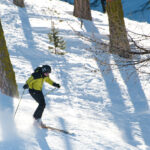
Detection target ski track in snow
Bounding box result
[0,0,150,150]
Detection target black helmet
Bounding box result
[42,65,51,73]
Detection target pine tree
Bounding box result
[106,0,131,58]
[48,21,66,55]
[13,0,25,7]
[73,0,92,21]
[0,20,19,98]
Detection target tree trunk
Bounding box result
[0,20,19,98]
[73,0,92,21]
[106,0,131,58]
[13,0,25,8]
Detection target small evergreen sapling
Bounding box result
[48,21,66,54]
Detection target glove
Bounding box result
[23,84,29,89]
[53,83,60,88]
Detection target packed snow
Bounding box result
[0,0,150,150]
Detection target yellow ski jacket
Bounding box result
[26,75,54,91]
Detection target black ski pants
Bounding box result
[29,89,46,120]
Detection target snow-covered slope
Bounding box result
[0,0,150,150]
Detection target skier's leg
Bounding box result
[33,99,46,119]
[29,89,46,119]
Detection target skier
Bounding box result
[23,65,60,127]
[101,0,106,13]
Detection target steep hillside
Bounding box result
[0,0,150,150]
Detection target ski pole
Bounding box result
[44,88,57,96]
[14,89,25,118]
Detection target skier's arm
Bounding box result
[45,77,54,85]
[45,77,60,88]
[26,76,36,88]
[23,76,35,89]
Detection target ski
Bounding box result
[41,125,72,135]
